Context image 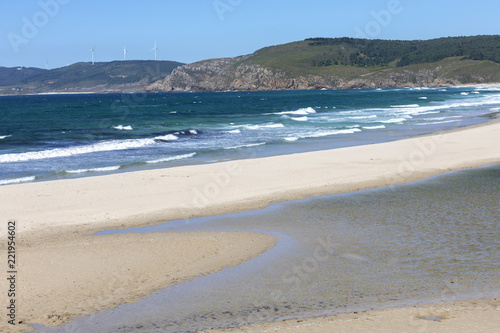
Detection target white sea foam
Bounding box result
[348,115,377,120]
[380,118,407,124]
[474,87,500,92]
[244,123,285,130]
[223,142,266,150]
[0,135,12,140]
[291,116,309,122]
[337,110,361,115]
[419,97,428,100]
[66,166,121,174]
[113,125,133,131]
[389,100,486,118]
[188,129,198,135]
[311,128,362,138]
[0,176,36,185]
[272,107,317,116]
[417,95,500,112]
[146,152,197,164]
[284,137,299,142]
[293,128,362,140]
[0,138,161,163]
[331,128,361,135]
[461,92,470,96]
[154,134,178,141]
[363,125,386,130]
[335,93,500,125]
[419,111,441,115]
[226,129,241,134]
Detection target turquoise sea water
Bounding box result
[1,86,500,185]
[35,165,500,333]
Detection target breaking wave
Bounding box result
[223,142,266,150]
[65,166,122,174]
[0,133,182,163]
[244,123,285,130]
[271,107,317,116]
[0,176,36,185]
[113,125,133,131]
[146,152,197,164]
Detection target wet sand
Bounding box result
[200,298,500,333]
[1,232,275,332]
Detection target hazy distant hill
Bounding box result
[0,60,184,94]
[0,67,47,86]
[148,35,500,92]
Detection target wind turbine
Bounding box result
[123,45,127,61]
[91,46,95,65]
[152,40,158,61]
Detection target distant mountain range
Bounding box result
[2,35,500,95]
[0,60,184,94]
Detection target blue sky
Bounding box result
[1,0,499,69]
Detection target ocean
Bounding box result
[1,86,500,185]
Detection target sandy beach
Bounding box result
[0,116,499,332]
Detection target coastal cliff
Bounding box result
[147,58,466,92]
[147,36,500,92]
[147,57,336,92]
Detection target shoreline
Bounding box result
[1,82,499,97]
[0,116,499,332]
[1,115,499,241]
[5,109,499,188]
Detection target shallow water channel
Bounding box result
[35,165,500,332]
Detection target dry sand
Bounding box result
[0,117,499,332]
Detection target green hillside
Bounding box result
[241,35,500,79]
[0,67,47,86]
[0,60,184,94]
